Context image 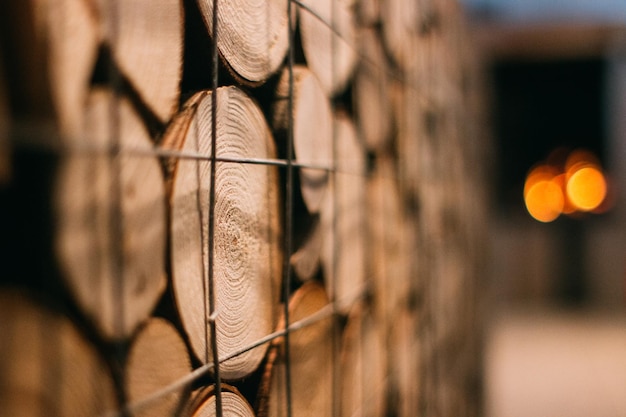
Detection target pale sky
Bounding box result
[460,0,626,23]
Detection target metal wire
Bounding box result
[100,296,347,417]
[282,0,297,415]
[207,0,223,415]
[1,0,430,415]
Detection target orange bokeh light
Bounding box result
[523,148,608,222]
[566,166,607,211]
[524,179,564,223]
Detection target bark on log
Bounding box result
[185,384,256,417]
[353,27,393,152]
[0,289,116,417]
[100,0,183,123]
[340,305,387,417]
[298,0,358,96]
[126,317,192,417]
[257,281,333,417]
[196,0,289,84]
[274,65,333,213]
[159,90,209,194]
[54,89,167,339]
[320,112,366,311]
[168,86,282,380]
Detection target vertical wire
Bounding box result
[282,0,296,416]
[208,0,223,415]
[329,1,341,417]
[106,0,129,413]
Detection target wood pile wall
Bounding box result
[0,0,489,416]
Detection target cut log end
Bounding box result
[170,87,282,380]
[0,289,117,417]
[186,384,255,417]
[126,317,192,417]
[258,282,333,417]
[274,66,333,213]
[54,89,167,340]
[197,0,289,84]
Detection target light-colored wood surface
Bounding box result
[55,89,167,339]
[196,0,289,84]
[126,317,192,417]
[340,305,387,417]
[0,289,117,417]
[169,86,282,380]
[320,112,366,311]
[101,0,183,123]
[258,281,333,417]
[274,65,333,213]
[46,0,100,139]
[186,384,256,417]
[353,27,393,153]
[298,0,357,96]
[290,216,323,282]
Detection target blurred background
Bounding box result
[460,0,626,415]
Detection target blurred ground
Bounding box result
[485,309,626,417]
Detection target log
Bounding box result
[340,305,387,417]
[196,0,289,84]
[159,90,209,194]
[388,308,420,417]
[54,89,167,339]
[126,317,192,417]
[0,0,99,138]
[380,0,425,71]
[320,112,366,311]
[257,281,333,417]
[0,289,116,417]
[392,75,425,200]
[356,0,380,26]
[353,27,393,152]
[168,86,282,380]
[100,0,183,123]
[46,0,100,139]
[274,65,333,213]
[298,0,358,96]
[366,155,410,324]
[185,384,255,417]
[289,215,323,282]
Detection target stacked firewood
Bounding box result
[0,0,488,416]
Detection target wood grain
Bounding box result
[298,0,357,96]
[126,317,192,417]
[0,289,116,417]
[169,87,282,380]
[274,65,333,213]
[257,281,333,417]
[101,0,183,123]
[54,89,167,339]
[196,0,289,84]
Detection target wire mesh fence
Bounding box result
[0,0,489,416]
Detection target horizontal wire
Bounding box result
[6,127,372,177]
[101,298,341,417]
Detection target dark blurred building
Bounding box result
[462,0,626,309]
